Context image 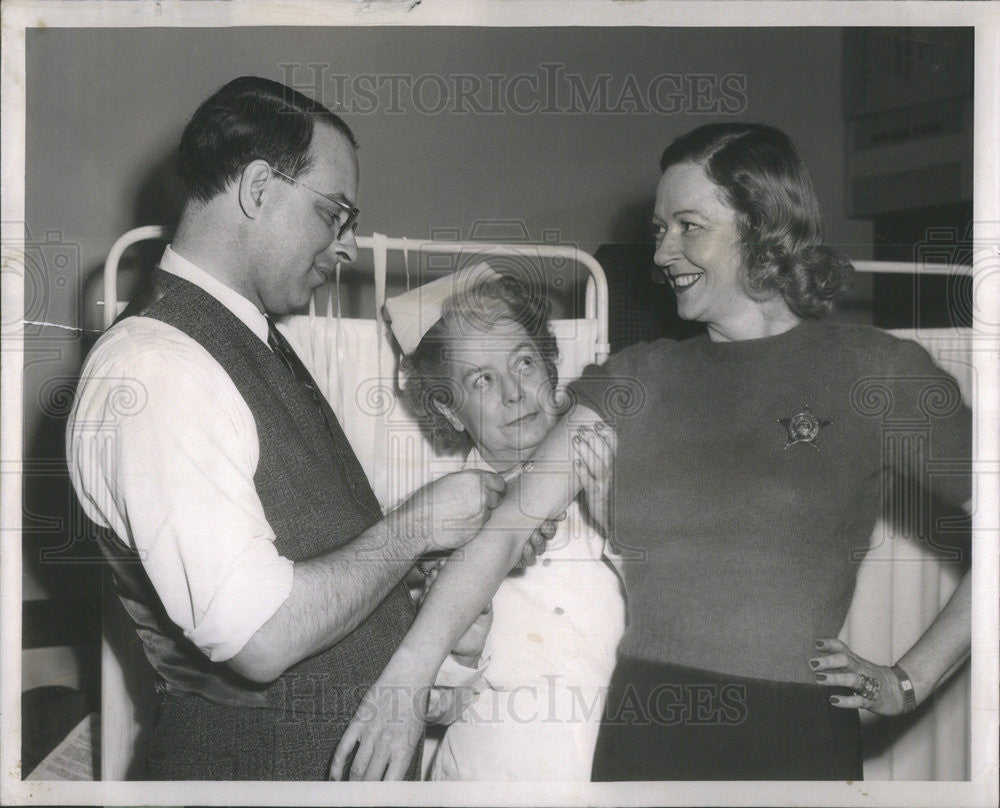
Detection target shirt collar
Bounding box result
[158,245,270,344]
[463,447,491,472]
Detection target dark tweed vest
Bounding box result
[98,270,417,779]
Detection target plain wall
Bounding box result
[22,25,871,610]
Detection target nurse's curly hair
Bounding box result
[400,274,560,456]
[659,123,854,318]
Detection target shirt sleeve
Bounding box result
[68,319,294,662]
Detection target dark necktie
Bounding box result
[264,317,383,522]
[265,316,337,433]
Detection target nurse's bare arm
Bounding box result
[329,403,606,781]
[387,403,607,675]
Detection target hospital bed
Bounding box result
[96,229,973,780]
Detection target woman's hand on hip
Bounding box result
[810,637,911,716]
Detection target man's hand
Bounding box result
[393,469,505,554]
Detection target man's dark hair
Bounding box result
[177,75,357,204]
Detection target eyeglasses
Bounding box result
[269,166,359,240]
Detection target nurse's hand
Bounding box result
[572,423,616,538]
[329,652,429,781]
[810,638,911,716]
[425,685,480,726]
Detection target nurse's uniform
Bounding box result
[427,451,626,781]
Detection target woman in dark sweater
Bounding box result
[576,123,971,780]
[332,123,971,782]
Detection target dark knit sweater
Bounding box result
[570,321,970,683]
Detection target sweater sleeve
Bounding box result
[566,341,662,426]
[880,335,972,512]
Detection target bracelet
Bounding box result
[890,663,917,713]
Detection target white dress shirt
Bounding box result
[67,246,294,663]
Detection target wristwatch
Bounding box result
[890,663,917,713]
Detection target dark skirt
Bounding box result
[146,692,422,781]
[592,657,862,781]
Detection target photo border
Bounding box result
[2,1,997,805]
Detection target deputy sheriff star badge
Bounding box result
[777,405,831,450]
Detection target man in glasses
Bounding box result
[67,76,525,780]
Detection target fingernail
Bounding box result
[814,639,825,649]
[829,696,840,705]
[814,673,827,682]
[809,659,820,669]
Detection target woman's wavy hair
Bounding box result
[659,123,853,318]
[400,274,559,455]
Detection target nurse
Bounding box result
[384,265,625,781]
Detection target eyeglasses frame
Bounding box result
[269,165,359,240]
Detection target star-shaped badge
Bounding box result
[777,405,831,450]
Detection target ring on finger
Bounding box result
[854,673,880,701]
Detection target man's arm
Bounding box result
[228,520,411,683]
[69,322,504,683]
[228,475,503,682]
[237,456,560,682]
